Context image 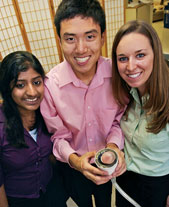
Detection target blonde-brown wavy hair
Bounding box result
[112,20,169,134]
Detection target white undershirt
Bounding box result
[29,128,37,142]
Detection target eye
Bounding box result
[33,80,42,86]
[65,37,75,43]
[136,53,145,58]
[86,34,95,41]
[118,56,128,62]
[15,83,25,89]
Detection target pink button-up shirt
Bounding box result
[40,57,124,163]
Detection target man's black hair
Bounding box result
[54,0,106,37]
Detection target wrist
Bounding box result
[106,143,119,150]
[69,153,81,171]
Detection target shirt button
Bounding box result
[36,162,39,166]
[89,139,93,142]
[88,123,91,126]
[88,106,91,109]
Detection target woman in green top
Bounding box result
[112,20,169,207]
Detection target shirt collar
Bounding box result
[130,88,149,105]
[54,56,112,88]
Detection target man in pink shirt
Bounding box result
[41,0,126,206]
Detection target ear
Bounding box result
[58,36,61,45]
[101,31,105,47]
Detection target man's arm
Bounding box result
[0,185,8,207]
[40,85,76,163]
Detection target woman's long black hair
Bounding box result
[0,51,46,148]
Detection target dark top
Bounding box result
[0,106,53,198]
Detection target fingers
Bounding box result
[113,162,126,177]
[84,163,108,176]
[111,150,126,177]
[83,166,113,185]
[166,195,169,207]
[79,151,96,171]
[71,149,126,185]
[69,151,96,172]
[87,173,112,185]
[80,156,112,185]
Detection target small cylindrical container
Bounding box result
[95,148,118,175]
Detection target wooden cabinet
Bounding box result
[162,28,169,54]
[125,3,153,24]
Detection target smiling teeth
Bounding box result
[26,98,37,102]
[76,57,89,63]
[128,73,141,78]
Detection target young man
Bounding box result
[41,0,126,206]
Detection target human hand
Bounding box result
[69,151,113,185]
[166,195,169,207]
[0,185,9,207]
[106,143,126,177]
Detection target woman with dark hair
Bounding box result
[0,51,67,207]
[112,20,169,207]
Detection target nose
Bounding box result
[127,58,137,71]
[26,84,37,96]
[75,39,87,54]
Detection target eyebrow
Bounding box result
[117,54,125,57]
[17,75,42,81]
[85,29,98,34]
[117,49,146,56]
[63,29,99,37]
